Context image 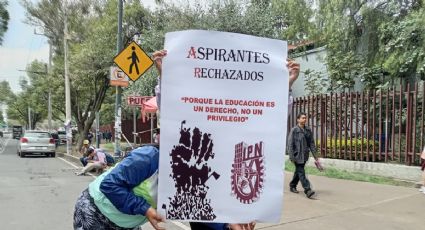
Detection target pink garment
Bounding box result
[95,150,106,165]
[141,96,158,122]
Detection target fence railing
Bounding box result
[288,81,425,166]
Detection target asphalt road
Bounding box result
[0,137,93,230]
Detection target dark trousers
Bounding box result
[80,157,88,167]
[290,163,311,192]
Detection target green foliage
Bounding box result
[304,69,328,95]
[318,137,377,151]
[315,0,425,90]
[6,60,49,128]
[0,0,9,45]
[317,137,378,160]
[0,81,14,104]
[378,6,425,79]
[0,109,3,123]
[18,0,425,149]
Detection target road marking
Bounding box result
[0,137,11,154]
[57,157,96,179]
[56,156,190,230]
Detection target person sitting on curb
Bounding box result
[75,148,107,176]
[79,140,95,167]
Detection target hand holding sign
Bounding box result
[152,50,167,76]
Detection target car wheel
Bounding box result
[51,153,56,158]
[20,152,25,158]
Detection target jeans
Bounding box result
[290,163,311,193]
[80,157,88,167]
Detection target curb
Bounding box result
[58,152,82,166]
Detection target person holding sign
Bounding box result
[73,145,164,230]
[152,48,300,230]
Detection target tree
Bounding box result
[6,60,49,129]
[314,0,424,90]
[304,69,328,95]
[378,5,425,81]
[0,80,14,104]
[0,0,9,45]
[23,0,115,149]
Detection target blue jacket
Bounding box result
[100,146,159,215]
[99,145,227,230]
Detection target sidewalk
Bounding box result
[256,173,424,230]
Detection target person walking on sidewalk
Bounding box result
[287,112,318,199]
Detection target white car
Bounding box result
[17,131,56,158]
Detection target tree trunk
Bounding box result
[73,75,109,151]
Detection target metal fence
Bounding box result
[288,81,425,166]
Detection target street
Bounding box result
[1,137,425,230]
[0,138,92,230]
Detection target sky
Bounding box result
[0,0,49,93]
[0,0,159,93]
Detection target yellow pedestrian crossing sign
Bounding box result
[113,41,153,81]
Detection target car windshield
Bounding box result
[58,131,66,135]
[25,132,51,138]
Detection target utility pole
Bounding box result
[28,107,31,130]
[133,107,136,146]
[114,0,123,156]
[96,111,100,148]
[64,2,72,155]
[48,42,52,132]
[33,31,53,132]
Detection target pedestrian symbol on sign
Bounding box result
[128,46,140,75]
[113,41,153,82]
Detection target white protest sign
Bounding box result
[158,30,288,223]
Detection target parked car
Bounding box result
[57,131,67,144]
[17,131,56,158]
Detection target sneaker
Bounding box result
[305,189,316,199]
[419,186,425,192]
[290,187,299,193]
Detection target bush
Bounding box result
[317,137,378,159]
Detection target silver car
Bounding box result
[17,131,56,158]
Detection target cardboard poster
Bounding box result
[158,30,288,223]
